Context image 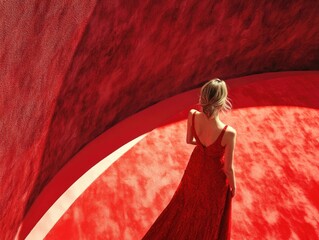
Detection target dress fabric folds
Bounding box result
[142,113,232,240]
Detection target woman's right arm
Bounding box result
[223,128,237,197]
[186,109,197,145]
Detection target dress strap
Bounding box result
[219,125,228,143]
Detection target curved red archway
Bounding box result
[20,71,319,239]
[1,1,319,239]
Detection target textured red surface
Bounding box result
[1,1,319,239]
[0,2,96,239]
[41,72,319,239]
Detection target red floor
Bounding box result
[25,72,319,239]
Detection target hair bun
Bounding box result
[199,78,231,118]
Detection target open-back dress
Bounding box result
[142,112,232,240]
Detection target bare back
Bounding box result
[193,110,227,147]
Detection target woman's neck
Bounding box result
[205,112,220,122]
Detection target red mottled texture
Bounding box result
[1,0,319,239]
[0,1,96,239]
[46,73,319,239]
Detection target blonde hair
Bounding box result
[199,78,232,118]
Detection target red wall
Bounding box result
[1,1,319,238]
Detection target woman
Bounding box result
[142,78,236,240]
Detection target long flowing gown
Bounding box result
[142,113,232,240]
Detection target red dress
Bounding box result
[142,113,232,240]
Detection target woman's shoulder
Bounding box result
[188,109,200,118]
[221,125,236,147]
[189,108,199,115]
[225,125,236,137]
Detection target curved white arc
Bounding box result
[25,133,148,240]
